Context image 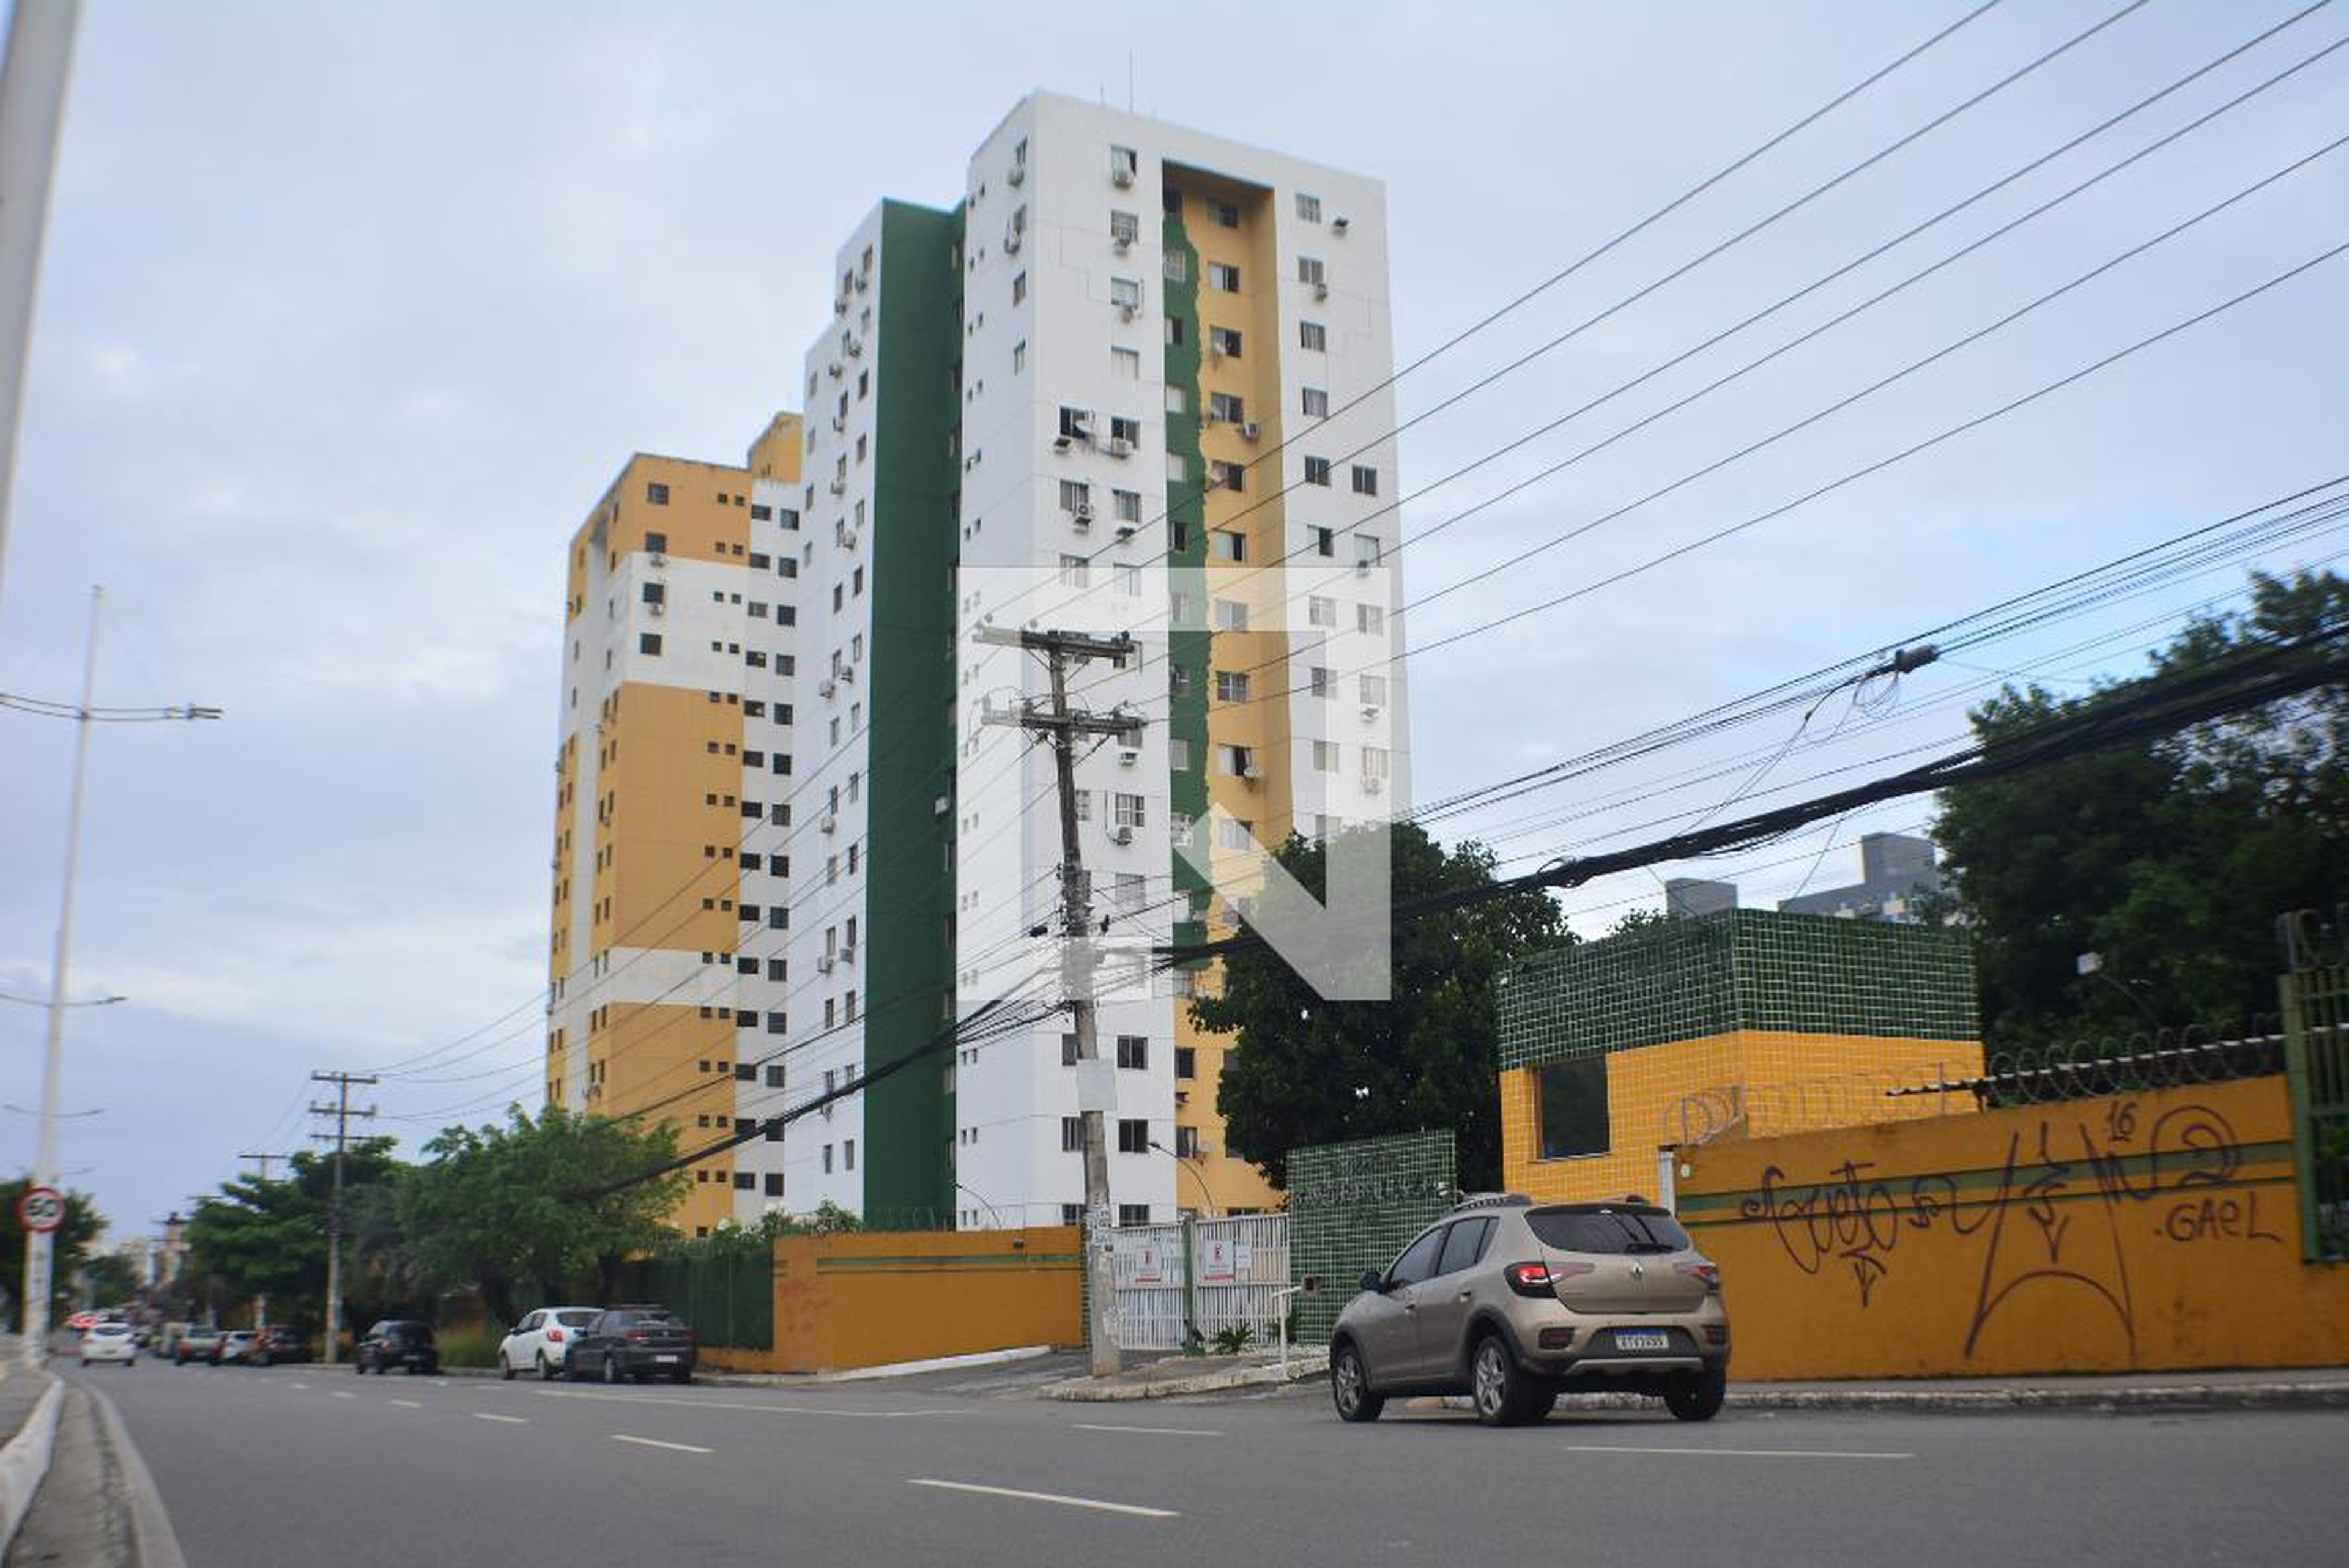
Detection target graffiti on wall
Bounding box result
[1735,1097,2285,1355]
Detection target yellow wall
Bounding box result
[702,1228,1084,1374]
[1502,1030,1983,1206]
[1677,1075,2349,1379]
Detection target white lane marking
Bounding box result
[286,1381,308,1390]
[330,1391,357,1400]
[1564,1444,1913,1460]
[432,1380,450,1388]
[907,1479,1178,1518]
[1071,1423,1222,1438]
[611,1434,714,1455]
[473,1412,529,1425]
[388,1399,423,1409]
[533,1389,962,1419]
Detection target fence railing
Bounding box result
[614,1244,773,1349]
[1110,1213,1290,1353]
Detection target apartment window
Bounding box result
[1299,320,1327,352]
[1351,464,1379,497]
[1059,553,1090,588]
[1217,743,1255,777]
[1208,391,1244,423]
[646,483,669,505]
[1208,325,1242,358]
[822,1145,834,1174]
[1059,478,1091,514]
[1206,261,1240,292]
[1176,1046,1197,1080]
[1115,1034,1149,1070]
[1062,1117,1085,1152]
[1113,793,1145,829]
[1313,739,1340,773]
[1064,1203,1086,1226]
[1356,533,1384,566]
[1113,489,1143,523]
[1168,736,1192,771]
[1110,415,1141,446]
[1111,275,1143,312]
[1118,1119,1151,1153]
[1111,346,1140,380]
[1059,405,1094,440]
[1206,197,1240,229]
[1303,456,1332,487]
[640,581,666,607]
[1164,384,1187,415]
[1116,563,1141,596]
[1308,595,1337,628]
[1310,665,1336,698]
[1214,671,1251,704]
[1313,526,1336,557]
[1361,673,1390,707]
[1358,604,1387,635]
[1296,192,1323,222]
[1302,386,1329,418]
[1362,746,1391,783]
[1215,816,1255,851]
[777,508,800,531]
[1119,1203,1152,1225]
[1110,209,1140,248]
[763,1174,784,1197]
[1297,255,1326,287]
[1168,665,1192,697]
[1163,250,1187,283]
[1209,460,1245,493]
[639,633,662,655]
[1164,315,1186,347]
[1012,270,1027,304]
[1211,530,1246,563]
[1012,340,1026,374]
[1213,599,1249,632]
[1062,1032,1083,1066]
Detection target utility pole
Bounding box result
[979,626,1140,1378]
[237,1152,281,1330]
[309,1071,376,1364]
[0,0,81,613]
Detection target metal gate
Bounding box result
[1110,1213,1289,1353]
[2282,912,2349,1262]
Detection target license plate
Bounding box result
[1614,1330,1671,1352]
[655,1354,679,1363]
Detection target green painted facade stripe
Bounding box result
[811,1253,1085,1273]
[1161,205,1210,940]
[861,199,963,1220]
[1679,1142,2301,1221]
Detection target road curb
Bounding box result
[83,1378,188,1568]
[1723,1382,2349,1411]
[0,1375,62,1562]
[1041,1352,1330,1402]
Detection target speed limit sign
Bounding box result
[17,1185,64,1233]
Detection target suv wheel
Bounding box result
[1471,1335,1534,1427]
[1664,1369,1727,1422]
[1330,1342,1383,1423]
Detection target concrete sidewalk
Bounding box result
[1042,1352,2349,1409]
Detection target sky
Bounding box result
[2,0,2345,1245]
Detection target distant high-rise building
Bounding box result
[1776,832,1945,923]
[548,94,1408,1232]
[1665,878,1738,918]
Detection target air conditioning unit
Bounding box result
[828,478,847,496]
[1072,500,1096,523]
[648,601,666,618]
[840,526,859,549]
[1241,764,1263,782]
[1111,164,1135,188]
[855,267,869,292]
[1314,281,1330,301]
[1118,303,1137,322]
[820,812,838,834]
[648,552,667,567]
[1006,162,1025,187]
[1354,560,1371,577]
[1362,777,1385,795]
[1113,233,1134,254]
[1115,522,1137,539]
[831,414,846,432]
[837,664,856,684]
[1117,746,1141,767]
[827,360,844,379]
[1110,825,1135,845]
[1360,704,1382,722]
[933,795,951,816]
[818,955,836,974]
[844,336,864,358]
[1003,226,1022,254]
[819,679,837,698]
[1208,342,1225,361]
[1106,437,1133,459]
[1053,433,1073,453]
[840,944,857,964]
[1238,422,1261,442]
[1332,215,1349,234]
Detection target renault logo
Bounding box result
[1630,1262,1645,1280]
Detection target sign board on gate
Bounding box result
[17,1185,64,1234]
[1197,1233,1236,1285]
[1118,1232,1165,1285]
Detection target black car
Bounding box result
[355,1320,439,1375]
[565,1307,697,1383]
[254,1325,308,1366]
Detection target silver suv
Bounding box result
[1329,1194,1729,1426]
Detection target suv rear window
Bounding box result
[554,1310,596,1328]
[1526,1206,1692,1255]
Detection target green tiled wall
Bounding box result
[1288,1130,1456,1344]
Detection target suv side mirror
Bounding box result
[1359,1270,1384,1295]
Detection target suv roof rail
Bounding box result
[1451,1192,1532,1211]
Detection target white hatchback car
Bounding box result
[497,1307,599,1380]
[81,1322,138,1367]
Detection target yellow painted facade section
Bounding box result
[1676,1075,2349,1378]
[1502,1030,1986,1206]
[744,412,805,483]
[1176,172,1287,1216]
[702,1227,1084,1375]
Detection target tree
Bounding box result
[0,1178,106,1319]
[396,1105,689,1325]
[182,1139,406,1331]
[1933,569,2349,1046]
[1197,821,1565,1189]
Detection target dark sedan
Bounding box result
[254,1325,308,1366]
[564,1307,696,1383]
[355,1320,439,1375]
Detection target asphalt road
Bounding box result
[63,1357,2349,1568]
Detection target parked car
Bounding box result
[564,1306,697,1383]
[80,1322,138,1367]
[354,1320,439,1375]
[254,1326,308,1366]
[497,1307,598,1381]
[1328,1193,1731,1427]
[174,1325,225,1365]
[215,1329,261,1366]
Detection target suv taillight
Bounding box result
[1675,1261,1721,1294]
[546,1328,565,1342]
[1505,1260,1594,1296]
[627,1329,651,1341]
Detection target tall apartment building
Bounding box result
[549,92,1409,1232]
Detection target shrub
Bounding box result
[436,1326,502,1369]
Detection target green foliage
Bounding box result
[1209,1323,1254,1355]
[434,1326,502,1369]
[396,1104,689,1325]
[182,1139,405,1332]
[0,1178,106,1316]
[1197,821,1565,1190]
[1934,569,2349,1045]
